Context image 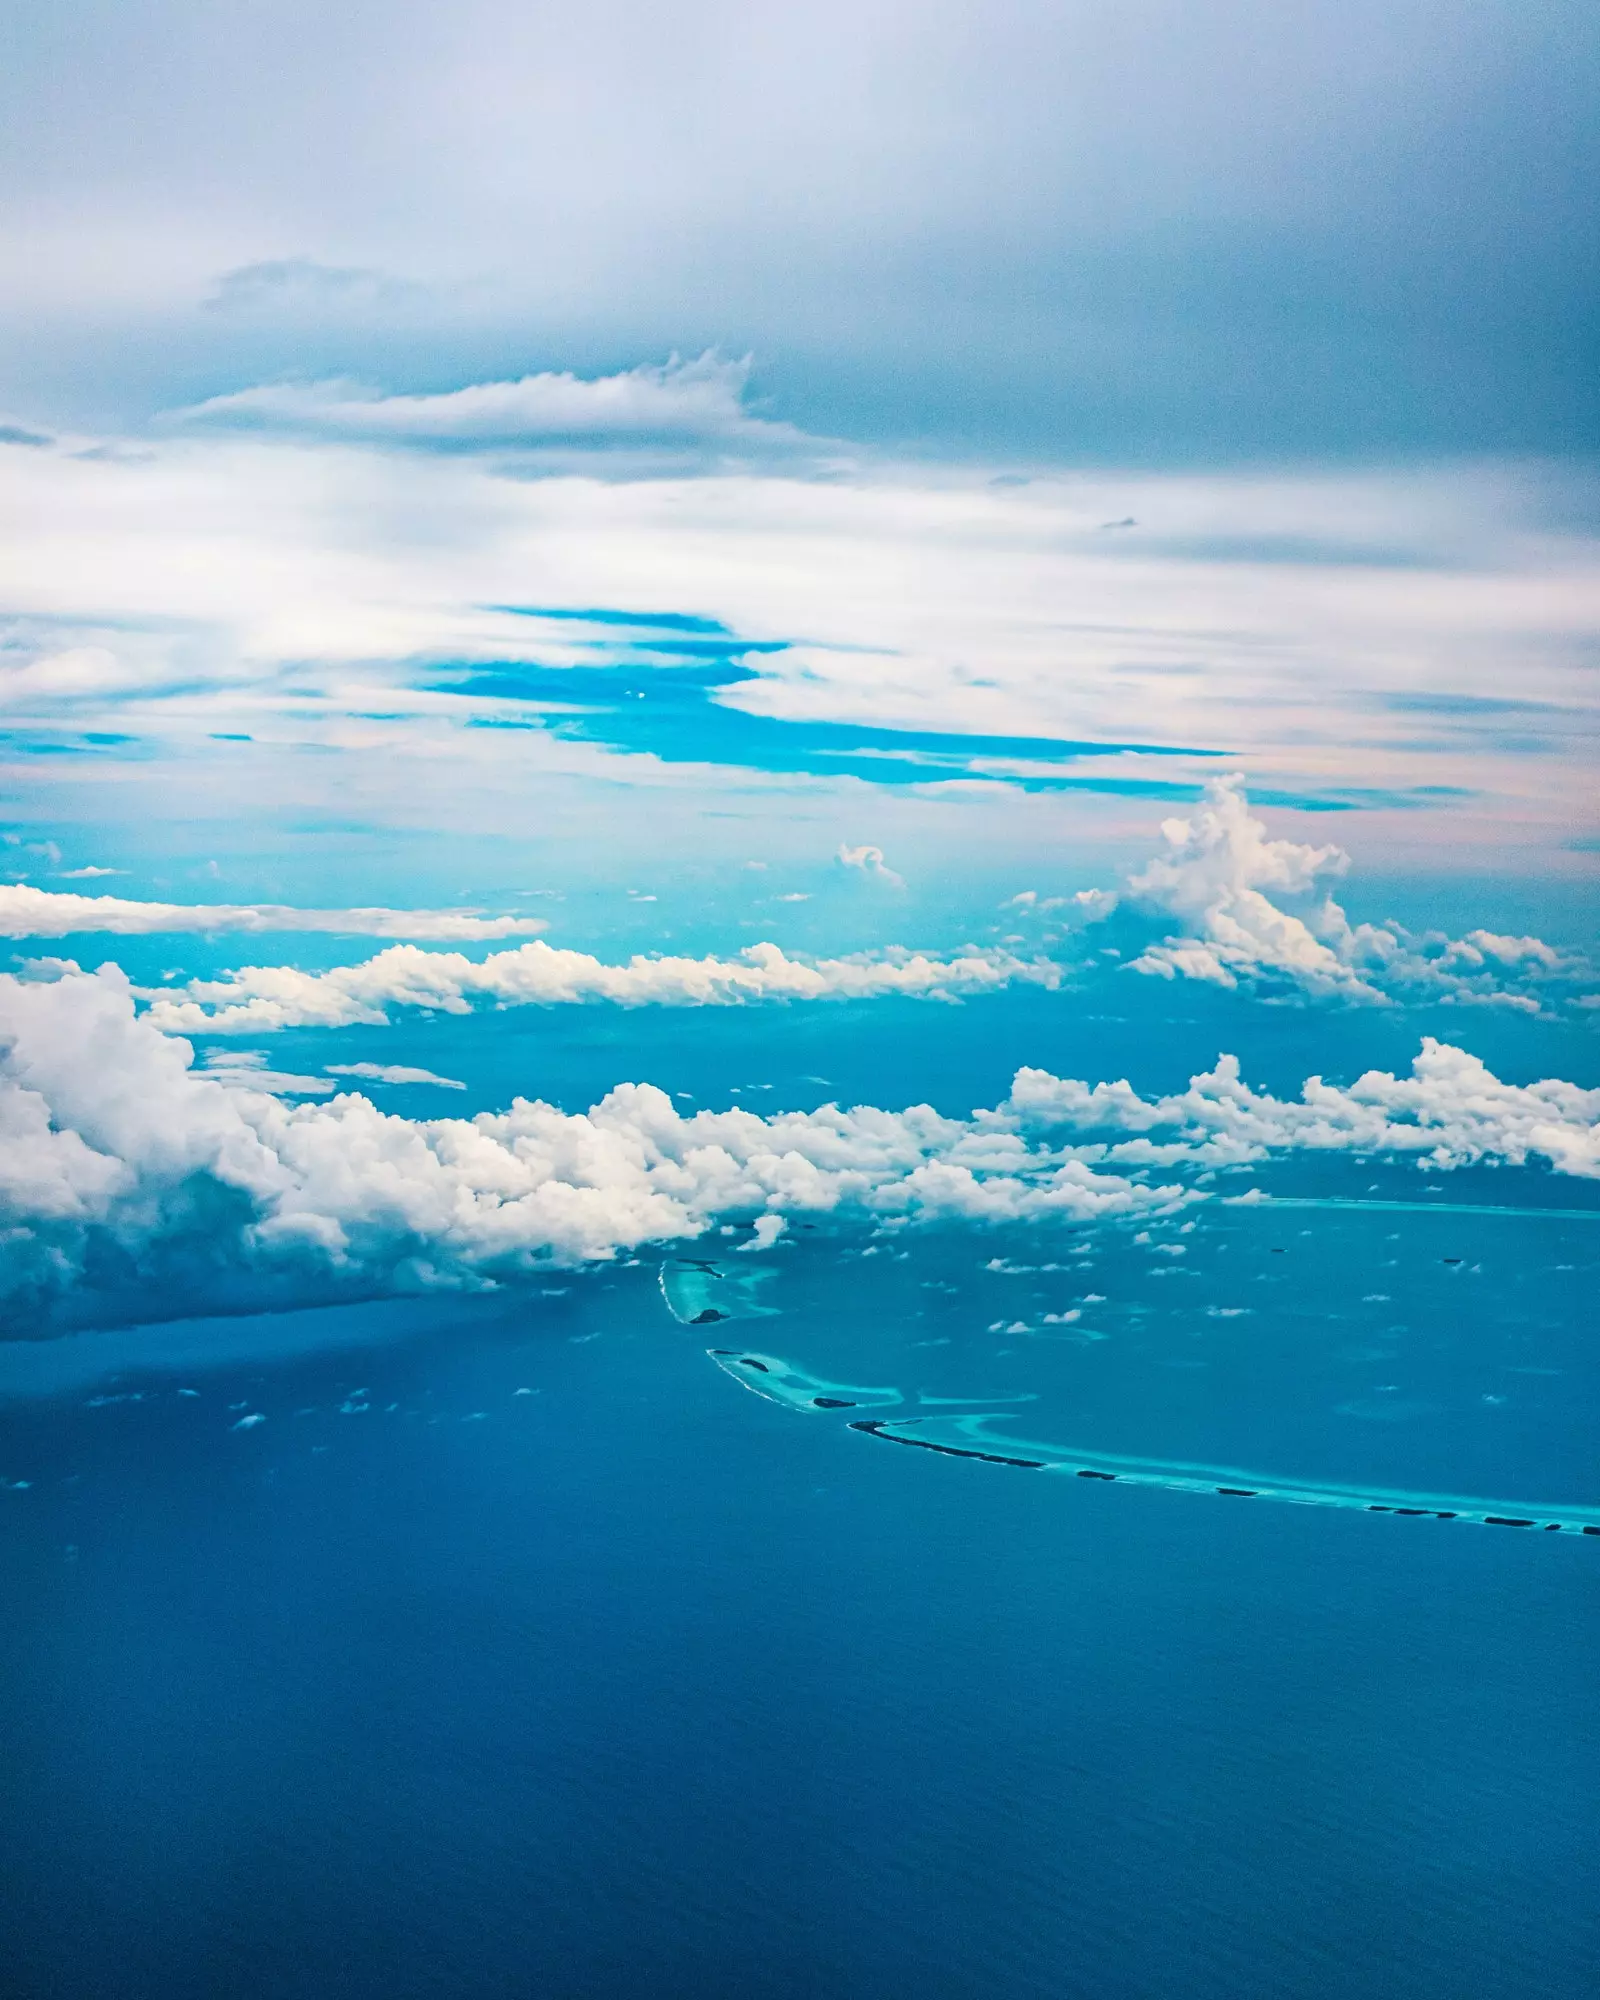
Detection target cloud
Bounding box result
[0,966,1182,1316]
[3,834,62,866]
[3,969,1596,1327]
[76,783,1592,1034]
[167,353,813,458]
[2,435,1595,862]
[198,1056,472,1095]
[1118,776,1591,1009]
[738,1214,788,1253]
[0,646,151,705]
[1125,774,1362,993]
[0,885,546,941]
[324,1062,467,1089]
[837,843,905,888]
[1000,1038,1600,1179]
[1008,888,1115,920]
[205,258,428,315]
[141,939,1061,1034]
[197,1050,336,1095]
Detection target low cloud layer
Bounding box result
[2,967,1595,1322]
[1,966,1178,1314]
[140,940,1060,1035]
[130,779,1592,1038]
[1003,1038,1600,1180]
[0,885,545,941]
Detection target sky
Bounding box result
[3,0,1597,453]
[0,0,1597,1328]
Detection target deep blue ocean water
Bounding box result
[4,1192,1598,1999]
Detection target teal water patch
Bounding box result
[658,1257,780,1327]
[842,1411,1600,1535]
[1244,1198,1600,1221]
[684,1203,1600,1535]
[705,1350,901,1414]
[700,1338,1600,1532]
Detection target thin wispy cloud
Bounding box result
[204,258,431,316]
[2,430,1594,860]
[0,884,545,941]
[836,844,905,888]
[167,353,818,461]
[324,1062,467,1089]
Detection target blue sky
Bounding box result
[0,0,1597,1329]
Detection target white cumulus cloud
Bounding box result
[0,966,1181,1312]
[140,939,1058,1035]
[1124,774,1365,994]
[1116,775,1589,1010]
[1001,1038,1600,1179]
[2,968,1595,1324]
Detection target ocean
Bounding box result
[4,1189,1597,1998]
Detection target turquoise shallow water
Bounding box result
[2,1187,1597,1999]
[668,1194,1600,1517]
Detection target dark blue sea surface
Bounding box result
[3,1209,1597,1999]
